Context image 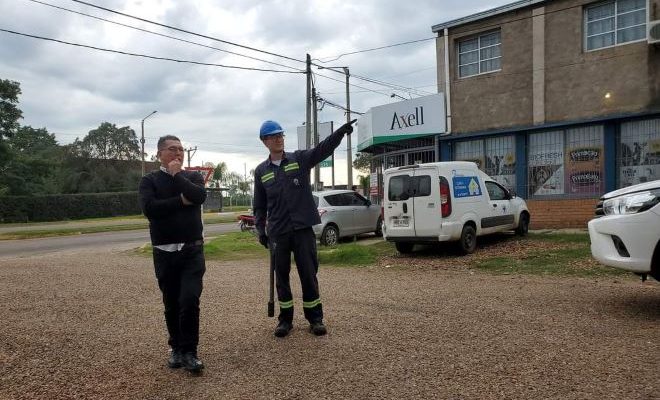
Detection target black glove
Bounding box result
[335,119,357,136]
[258,234,269,249]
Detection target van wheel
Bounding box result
[375,217,383,237]
[320,225,339,246]
[395,242,414,254]
[459,225,477,254]
[516,213,529,236]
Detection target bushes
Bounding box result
[0,191,141,222]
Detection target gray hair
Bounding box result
[157,135,181,150]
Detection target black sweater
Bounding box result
[138,170,207,245]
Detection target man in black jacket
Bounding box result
[253,119,355,338]
[139,135,207,373]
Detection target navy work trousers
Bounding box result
[153,244,206,353]
[270,227,323,323]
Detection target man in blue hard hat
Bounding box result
[253,119,356,337]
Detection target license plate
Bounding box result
[393,218,409,227]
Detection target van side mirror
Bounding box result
[508,189,516,198]
[365,199,372,207]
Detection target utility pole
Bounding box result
[312,87,320,190]
[331,121,335,189]
[185,146,197,168]
[343,67,352,188]
[140,110,157,176]
[305,54,312,152]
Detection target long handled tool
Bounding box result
[267,244,275,317]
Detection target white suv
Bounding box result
[588,180,660,281]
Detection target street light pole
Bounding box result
[140,110,157,176]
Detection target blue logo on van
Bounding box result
[452,176,482,198]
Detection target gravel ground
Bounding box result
[0,250,658,400]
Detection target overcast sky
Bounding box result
[0,0,511,184]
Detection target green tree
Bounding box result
[213,161,228,184]
[0,79,24,194]
[353,152,372,173]
[60,122,143,193]
[71,122,140,160]
[0,79,22,139]
[0,126,62,195]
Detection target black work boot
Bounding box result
[309,320,327,336]
[274,320,293,337]
[181,352,204,373]
[167,348,182,369]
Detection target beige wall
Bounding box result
[436,0,660,134]
[545,0,660,122]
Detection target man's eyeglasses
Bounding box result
[164,146,185,153]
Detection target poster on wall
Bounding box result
[485,136,515,190]
[369,172,379,195]
[619,119,660,187]
[565,146,603,194]
[565,127,604,195]
[528,131,564,196]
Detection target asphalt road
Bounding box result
[0,223,239,258]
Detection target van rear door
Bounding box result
[384,170,416,237]
[410,167,441,237]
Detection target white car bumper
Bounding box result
[588,206,660,273]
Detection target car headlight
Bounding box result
[602,189,660,215]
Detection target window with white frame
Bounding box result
[585,0,647,51]
[458,30,501,78]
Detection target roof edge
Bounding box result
[432,0,548,33]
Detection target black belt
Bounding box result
[183,239,204,248]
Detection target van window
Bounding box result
[389,176,410,201]
[486,181,508,200]
[388,175,431,201]
[415,175,431,197]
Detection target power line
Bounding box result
[0,28,303,73]
[312,71,395,99]
[69,0,434,97]
[70,0,305,65]
[26,0,304,73]
[317,96,364,116]
[314,37,436,63]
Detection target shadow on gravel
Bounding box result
[601,289,660,321]
[398,232,520,257]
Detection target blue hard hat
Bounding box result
[259,120,284,138]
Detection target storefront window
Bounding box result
[485,136,516,190]
[455,137,515,190]
[528,131,565,196]
[454,139,484,169]
[619,119,660,187]
[528,127,604,197]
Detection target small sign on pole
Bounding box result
[319,158,333,168]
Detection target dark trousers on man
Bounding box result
[153,244,206,354]
[271,227,323,323]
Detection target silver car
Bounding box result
[312,189,383,246]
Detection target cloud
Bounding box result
[0,0,512,183]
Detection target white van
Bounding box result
[382,161,530,254]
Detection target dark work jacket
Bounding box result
[138,170,207,246]
[253,129,347,238]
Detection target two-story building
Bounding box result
[359,0,660,228]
